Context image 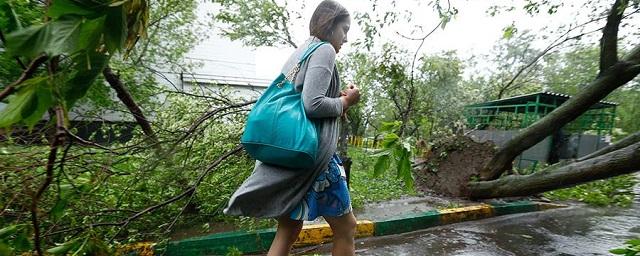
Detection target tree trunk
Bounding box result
[578,131,640,161]
[468,141,640,199]
[479,44,640,180]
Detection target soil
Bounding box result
[414,135,496,197]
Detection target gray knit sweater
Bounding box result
[224,37,343,218]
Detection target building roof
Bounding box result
[466,91,617,110]
[183,73,271,88]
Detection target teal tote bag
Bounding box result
[241,42,327,169]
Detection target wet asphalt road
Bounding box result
[302,187,639,255]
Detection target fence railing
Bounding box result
[347,136,382,149]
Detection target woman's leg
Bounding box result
[267,216,303,256]
[324,212,357,256]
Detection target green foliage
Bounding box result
[0,0,149,129]
[541,45,640,136]
[0,92,254,252]
[372,121,414,191]
[0,224,31,255]
[4,2,127,57]
[610,238,640,256]
[523,0,563,15]
[0,0,210,253]
[470,30,543,101]
[348,147,415,209]
[337,52,375,137]
[543,174,637,207]
[211,0,297,47]
[225,246,243,256]
[0,76,51,128]
[502,23,517,39]
[0,0,43,84]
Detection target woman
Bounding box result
[224,1,360,255]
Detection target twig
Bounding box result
[499,7,640,96]
[0,54,47,102]
[64,127,118,153]
[31,106,66,256]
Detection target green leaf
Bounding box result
[77,16,107,51]
[47,0,103,19]
[609,248,627,254]
[5,23,50,58]
[63,52,109,108]
[82,237,111,255]
[19,91,38,122]
[104,6,126,53]
[13,228,31,252]
[373,153,390,177]
[379,121,401,132]
[0,225,18,238]
[5,17,85,58]
[109,0,129,7]
[47,18,84,56]
[502,24,517,39]
[625,239,640,246]
[0,241,13,256]
[370,148,391,157]
[396,148,413,191]
[22,81,53,128]
[0,2,23,33]
[50,198,68,221]
[381,132,400,148]
[440,15,450,30]
[47,239,79,255]
[0,77,46,128]
[72,236,89,256]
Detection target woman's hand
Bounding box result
[340,84,360,113]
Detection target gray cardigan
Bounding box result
[224,37,343,218]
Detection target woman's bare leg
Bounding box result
[267,216,303,256]
[324,212,357,256]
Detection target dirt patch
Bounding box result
[414,135,496,197]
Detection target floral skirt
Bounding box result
[289,154,352,221]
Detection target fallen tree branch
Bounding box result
[31,106,66,256]
[103,66,158,144]
[578,131,640,161]
[480,42,640,181]
[109,144,243,241]
[469,141,640,199]
[45,145,243,239]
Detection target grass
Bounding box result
[346,147,416,210]
[543,174,637,207]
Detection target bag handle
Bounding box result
[279,42,327,88]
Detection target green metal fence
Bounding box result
[464,92,616,135]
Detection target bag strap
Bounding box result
[279,41,327,88]
[298,41,326,64]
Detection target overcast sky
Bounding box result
[193,0,638,80]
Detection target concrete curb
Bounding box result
[164,201,565,255]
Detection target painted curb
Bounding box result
[163,201,565,255]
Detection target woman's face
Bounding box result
[327,17,350,54]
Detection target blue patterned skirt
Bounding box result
[289,154,352,221]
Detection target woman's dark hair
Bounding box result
[309,0,350,40]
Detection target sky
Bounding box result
[191,0,638,81]
[252,0,587,79]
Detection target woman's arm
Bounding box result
[301,44,343,118]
